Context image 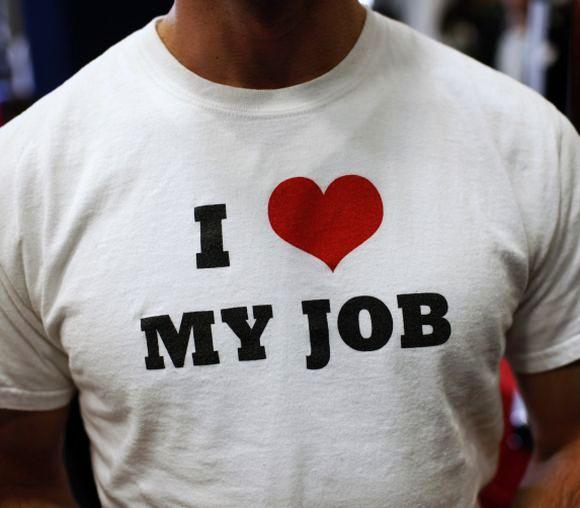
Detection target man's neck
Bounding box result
[157,0,367,89]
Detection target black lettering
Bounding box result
[195,204,230,268]
[221,305,273,361]
[140,311,220,369]
[302,299,332,370]
[397,293,451,348]
[337,296,392,351]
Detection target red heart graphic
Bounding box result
[268,175,383,271]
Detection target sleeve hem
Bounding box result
[0,386,76,411]
[507,333,580,374]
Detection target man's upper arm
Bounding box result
[0,404,71,487]
[515,360,580,460]
[503,110,580,374]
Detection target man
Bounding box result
[0,1,579,506]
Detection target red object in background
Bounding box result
[479,360,532,508]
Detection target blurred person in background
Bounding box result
[495,0,529,80]
[440,0,506,66]
[0,1,579,507]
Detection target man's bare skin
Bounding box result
[157,0,367,89]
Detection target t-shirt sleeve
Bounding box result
[505,110,580,374]
[0,120,76,411]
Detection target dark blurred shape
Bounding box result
[0,5,11,101]
[571,0,580,128]
[20,0,72,97]
[372,0,403,21]
[22,0,173,97]
[441,0,507,67]
[69,1,173,70]
[63,396,101,508]
[545,1,572,116]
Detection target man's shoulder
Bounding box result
[377,14,561,130]
[0,26,145,154]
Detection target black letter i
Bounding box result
[194,204,230,268]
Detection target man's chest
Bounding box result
[42,141,528,399]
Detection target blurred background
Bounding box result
[0,1,578,507]
[1,0,578,123]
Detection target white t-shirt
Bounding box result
[1,6,579,507]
